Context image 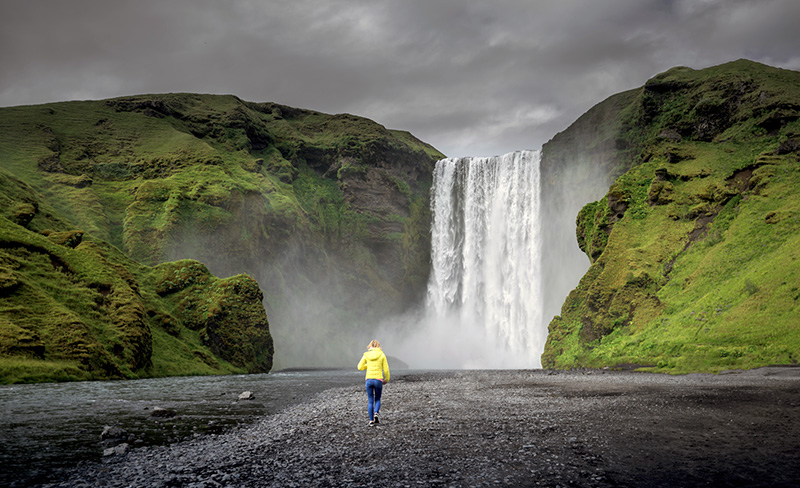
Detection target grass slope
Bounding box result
[0,93,442,379]
[542,60,800,373]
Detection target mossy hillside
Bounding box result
[0,93,443,368]
[0,94,440,259]
[0,164,271,383]
[543,60,800,373]
[0,203,271,383]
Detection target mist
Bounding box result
[244,243,387,370]
[166,144,612,371]
[375,309,540,369]
[167,205,374,370]
[540,158,613,324]
[260,147,611,371]
[366,148,613,370]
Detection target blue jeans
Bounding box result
[365,379,383,421]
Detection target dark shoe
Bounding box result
[368,420,375,427]
[373,413,380,424]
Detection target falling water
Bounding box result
[426,150,546,368]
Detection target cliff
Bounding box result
[0,198,271,382]
[0,93,443,380]
[541,60,800,372]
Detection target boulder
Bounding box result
[150,407,178,418]
[100,425,128,441]
[103,443,130,457]
[238,391,254,400]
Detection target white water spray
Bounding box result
[385,150,546,368]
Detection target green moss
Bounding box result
[0,212,273,383]
[154,260,212,295]
[0,357,91,384]
[148,325,243,377]
[337,160,368,179]
[0,91,442,376]
[293,165,368,241]
[544,60,800,373]
[576,199,610,262]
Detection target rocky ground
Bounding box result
[41,368,800,487]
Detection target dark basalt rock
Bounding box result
[150,407,178,418]
[776,136,800,154]
[100,425,128,442]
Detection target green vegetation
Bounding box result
[0,211,269,383]
[543,60,800,373]
[0,93,442,381]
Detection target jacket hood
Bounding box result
[363,348,384,360]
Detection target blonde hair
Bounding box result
[368,339,381,349]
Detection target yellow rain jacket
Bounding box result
[357,347,390,381]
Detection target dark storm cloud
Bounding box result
[1,0,799,157]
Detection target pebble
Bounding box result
[41,368,800,487]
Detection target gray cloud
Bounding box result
[2,0,799,157]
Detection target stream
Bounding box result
[0,369,362,487]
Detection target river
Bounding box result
[0,369,363,487]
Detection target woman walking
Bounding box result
[357,340,390,426]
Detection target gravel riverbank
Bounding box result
[42,368,800,487]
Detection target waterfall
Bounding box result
[425,150,546,368]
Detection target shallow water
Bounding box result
[0,369,362,487]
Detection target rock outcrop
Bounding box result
[0,207,272,381]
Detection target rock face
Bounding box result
[1,158,272,382]
[541,60,800,372]
[0,94,443,380]
[539,88,636,325]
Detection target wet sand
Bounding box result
[43,368,800,487]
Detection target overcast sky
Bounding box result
[1,0,799,157]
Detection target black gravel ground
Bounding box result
[41,367,800,487]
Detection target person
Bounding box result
[357,339,390,426]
